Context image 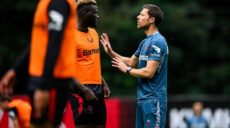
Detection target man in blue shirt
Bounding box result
[184,101,209,128]
[101,4,168,128]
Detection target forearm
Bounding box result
[128,68,155,79]
[129,61,159,79]
[110,51,131,66]
[101,77,107,87]
[101,76,108,87]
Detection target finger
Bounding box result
[112,58,118,62]
[100,38,105,44]
[100,35,105,41]
[100,39,104,44]
[112,59,121,65]
[101,33,106,39]
[114,57,121,61]
[112,64,119,68]
[113,57,120,61]
[106,91,111,98]
[101,33,108,41]
[112,61,118,65]
[104,93,108,98]
[104,33,108,39]
[111,61,119,65]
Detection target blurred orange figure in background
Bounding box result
[8,99,32,128]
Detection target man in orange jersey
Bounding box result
[0,0,97,127]
[68,0,111,128]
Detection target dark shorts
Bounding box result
[78,93,106,125]
[70,93,106,126]
[29,82,69,126]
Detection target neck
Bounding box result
[144,25,158,36]
[78,22,88,32]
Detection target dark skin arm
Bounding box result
[102,77,111,98]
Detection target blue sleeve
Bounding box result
[148,40,165,61]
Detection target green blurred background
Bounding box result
[0,0,229,96]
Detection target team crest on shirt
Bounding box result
[152,45,161,53]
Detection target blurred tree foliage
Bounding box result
[0,0,229,95]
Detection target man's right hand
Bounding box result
[0,69,16,94]
[100,33,114,57]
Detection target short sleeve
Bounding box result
[148,40,164,61]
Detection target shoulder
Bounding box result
[89,27,99,37]
[151,33,168,49]
[89,28,98,34]
[151,33,167,45]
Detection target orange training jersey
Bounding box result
[29,0,77,79]
[75,28,102,84]
[8,99,32,128]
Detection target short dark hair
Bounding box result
[77,3,96,17]
[143,4,164,26]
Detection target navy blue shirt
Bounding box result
[134,32,168,103]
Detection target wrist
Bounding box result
[126,66,132,75]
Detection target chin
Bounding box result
[137,26,143,29]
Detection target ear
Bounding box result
[149,17,155,24]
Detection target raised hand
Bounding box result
[112,57,128,73]
[0,69,16,95]
[100,33,113,57]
